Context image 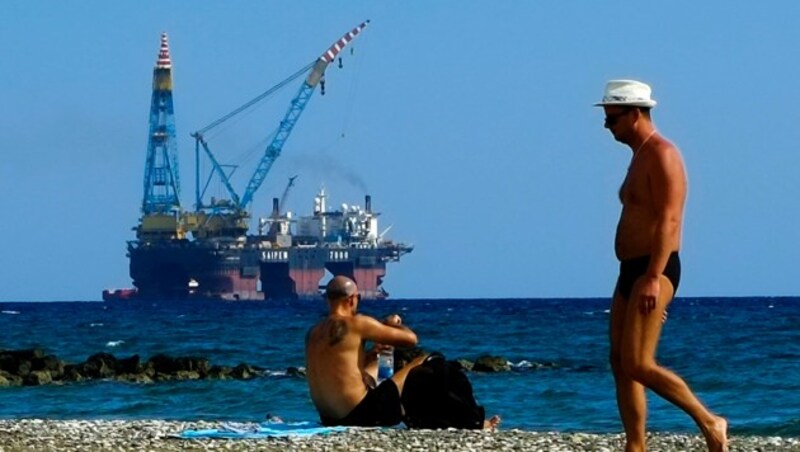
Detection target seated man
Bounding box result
[305,275,426,427]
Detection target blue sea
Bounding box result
[0,297,798,436]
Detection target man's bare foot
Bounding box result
[703,416,728,452]
[484,415,501,430]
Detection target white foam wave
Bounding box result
[106,340,125,347]
[90,323,104,327]
[1,310,20,315]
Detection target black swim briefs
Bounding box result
[320,379,402,427]
[616,252,681,300]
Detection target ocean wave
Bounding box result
[90,323,104,327]
[264,370,288,377]
[106,340,125,347]
[510,360,561,370]
[1,310,20,315]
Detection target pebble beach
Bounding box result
[1,420,799,451]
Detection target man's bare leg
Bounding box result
[389,355,427,395]
[622,276,728,452]
[610,291,648,451]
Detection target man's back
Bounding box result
[306,315,370,420]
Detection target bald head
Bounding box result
[326,275,357,302]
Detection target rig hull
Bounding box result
[125,240,409,301]
[128,242,260,300]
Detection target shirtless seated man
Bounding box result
[306,275,502,429]
[305,275,427,427]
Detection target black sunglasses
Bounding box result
[604,109,632,127]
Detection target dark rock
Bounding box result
[1,349,44,362]
[15,361,32,377]
[0,349,270,386]
[0,371,22,387]
[115,355,141,375]
[63,365,85,382]
[24,370,53,386]
[175,357,210,376]
[141,361,156,378]
[454,359,475,371]
[37,355,65,379]
[148,354,179,374]
[231,363,254,379]
[174,370,200,380]
[208,365,232,380]
[82,353,118,379]
[118,373,153,384]
[0,355,14,374]
[473,355,511,372]
[286,366,306,378]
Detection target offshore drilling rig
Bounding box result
[104,22,413,301]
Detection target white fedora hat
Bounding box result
[595,79,657,108]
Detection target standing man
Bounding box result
[597,80,727,452]
[305,275,426,426]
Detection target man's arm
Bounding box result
[640,144,685,313]
[353,314,418,348]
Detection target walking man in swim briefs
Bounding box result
[597,80,727,452]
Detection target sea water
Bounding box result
[0,297,797,435]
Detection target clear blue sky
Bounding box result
[2,1,799,301]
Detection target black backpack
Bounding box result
[401,352,485,429]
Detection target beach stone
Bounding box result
[473,355,511,372]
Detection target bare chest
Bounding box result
[619,163,650,207]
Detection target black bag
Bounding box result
[401,352,485,429]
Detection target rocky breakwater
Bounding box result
[0,349,271,387]
[0,347,557,388]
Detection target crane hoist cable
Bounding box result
[194,61,315,137]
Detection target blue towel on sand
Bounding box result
[179,421,350,439]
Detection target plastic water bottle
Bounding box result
[377,347,394,383]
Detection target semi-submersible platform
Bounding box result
[104,21,412,301]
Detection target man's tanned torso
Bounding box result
[615,134,686,261]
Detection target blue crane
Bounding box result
[192,20,369,213]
